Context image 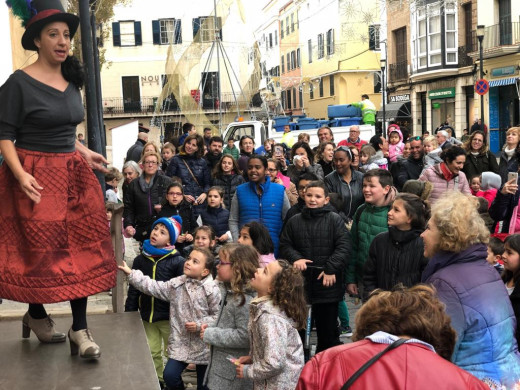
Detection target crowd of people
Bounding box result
[103,120,520,389]
[1,2,520,389]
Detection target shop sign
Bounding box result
[389,94,410,102]
[428,88,455,99]
[491,66,518,78]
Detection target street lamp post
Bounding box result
[380,58,387,138]
[477,25,485,131]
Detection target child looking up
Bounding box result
[238,221,276,267]
[501,234,520,346]
[387,125,404,163]
[236,260,307,389]
[159,183,197,250]
[362,193,429,301]
[200,186,231,244]
[488,236,505,274]
[119,247,220,390]
[280,181,351,353]
[124,216,185,388]
[347,169,396,298]
[201,244,259,389]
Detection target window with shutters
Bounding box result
[318,34,324,59]
[152,19,182,45]
[326,29,334,55]
[120,21,136,46]
[193,16,221,42]
[329,75,334,96]
[368,25,380,50]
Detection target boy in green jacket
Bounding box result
[346,169,396,298]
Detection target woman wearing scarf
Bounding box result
[419,146,471,205]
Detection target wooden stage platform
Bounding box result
[0,312,160,389]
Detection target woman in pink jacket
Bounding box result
[419,146,471,204]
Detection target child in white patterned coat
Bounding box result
[235,260,307,390]
[119,247,220,390]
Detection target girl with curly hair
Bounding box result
[236,260,307,389]
[200,244,258,390]
[421,191,520,387]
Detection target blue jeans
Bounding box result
[163,359,208,390]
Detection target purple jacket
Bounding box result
[418,163,470,204]
[422,244,520,387]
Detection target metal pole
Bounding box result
[79,0,104,187]
[382,67,386,138]
[213,0,223,133]
[479,36,485,131]
[90,8,106,157]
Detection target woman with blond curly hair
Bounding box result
[421,191,520,387]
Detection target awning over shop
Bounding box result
[376,101,411,121]
[489,77,519,88]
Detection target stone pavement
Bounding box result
[0,292,361,387]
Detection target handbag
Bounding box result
[182,159,202,189]
[341,338,407,389]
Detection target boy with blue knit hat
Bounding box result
[125,216,185,388]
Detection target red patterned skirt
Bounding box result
[0,148,117,303]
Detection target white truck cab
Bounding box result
[222,120,376,149]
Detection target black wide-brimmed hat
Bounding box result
[18,0,79,51]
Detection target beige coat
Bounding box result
[129,271,221,364]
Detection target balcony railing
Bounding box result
[471,22,520,51]
[102,93,256,116]
[389,61,408,82]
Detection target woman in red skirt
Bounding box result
[0,0,117,359]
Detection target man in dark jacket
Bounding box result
[280,181,351,354]
[205,136,223,170]
[126,127,149,162]
[396,137,424,190]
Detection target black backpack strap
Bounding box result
[341,338,407,389]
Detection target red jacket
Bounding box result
[296,340,488,390]
[338,138,367,150]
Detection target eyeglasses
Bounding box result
[168,192,183,196]
[143,161,158,165]
[472,139,484,143]
[218,260,232,266]
[407,136,422,142]
[267,168,278,172]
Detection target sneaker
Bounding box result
[339,325,353,338]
